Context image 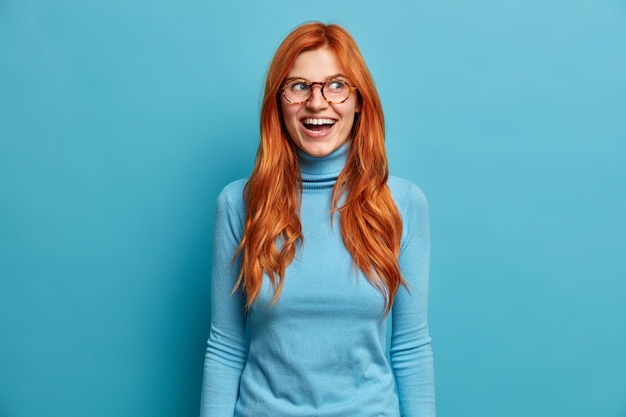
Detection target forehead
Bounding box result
[286,47,346,80]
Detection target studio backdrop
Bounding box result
[1,1,625,416]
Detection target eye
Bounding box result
[288,80,310,92]
[327,80,348,91]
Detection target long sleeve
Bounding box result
[200,182,248,417]
[391,182,436,417]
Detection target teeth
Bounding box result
[303,118,336,125]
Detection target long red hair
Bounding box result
[234,22,405,314]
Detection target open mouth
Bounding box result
[302,118,337,132]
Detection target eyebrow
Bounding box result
[284,73,350,82]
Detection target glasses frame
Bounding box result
[281,78,358,105]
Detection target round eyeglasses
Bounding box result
[282,78,358,104]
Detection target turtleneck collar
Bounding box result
[297,143,349,190]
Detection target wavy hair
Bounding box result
[234,22,405,314]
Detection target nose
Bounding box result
[306,85,329,111]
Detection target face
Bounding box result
[280,47,361,158]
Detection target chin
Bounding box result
[295,137,348,158]
[299,145,335,158]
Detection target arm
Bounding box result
[391,183,436,417]
[200,185,248,417]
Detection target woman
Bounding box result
[200,22,435,417]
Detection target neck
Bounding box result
[297,143,349,190]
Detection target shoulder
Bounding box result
[388,176,430,253]
[215,178,248,221]
[387,175,428,216]
[213,179,248,238]
[217,178,247,207]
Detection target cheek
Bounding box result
[280,101,296,121]
[280,104,299,135]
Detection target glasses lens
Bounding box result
[284,80,311,103]
[323,80,351,103]
[283,79,353,104]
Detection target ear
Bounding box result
[355,96,362,113]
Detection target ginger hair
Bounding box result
[234,22,405,314]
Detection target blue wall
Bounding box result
[1,1,624,416]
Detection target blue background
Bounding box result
[1,1,625,416]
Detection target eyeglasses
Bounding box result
[282,78,358,104]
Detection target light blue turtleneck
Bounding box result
[200,144,435,417]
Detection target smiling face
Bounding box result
[280,47,361,158]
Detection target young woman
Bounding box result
[200,22,435,417]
